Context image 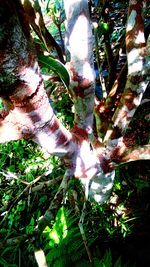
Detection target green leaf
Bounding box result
[114,256,122,267]
[43,206,68,249]
[50,206,67,245]
[135,179,149,190]
[38,55,70,88]
[102,22,109,31]
[97,22,110,37]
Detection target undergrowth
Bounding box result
[0,137,149,266]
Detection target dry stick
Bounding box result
[19,248,21,267]
[0,170,29,185]
[94,62,128,139]
[35,169,72,232]
[34,174,70,267]
[0,172,72,266]
[31,176,62,192]
[78,202,94,265]
[0,173,69,234]
[0,235,27,249]
[71,190,94,265]
[34,248,48,267]
[0,171,62,212]
[0,175,43,227]
[0,233,49,267]
[104,35,115,92]
[101,2,115,93]
[94,26,107,98]
[32,170,72,266]
[108,62,127,99]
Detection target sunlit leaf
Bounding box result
[38,55,70,88]
[44,206,68,248]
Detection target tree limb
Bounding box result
[104,0,149,142]
[101,140,150,171]
[120,144,150,163]
[64,0,95,136]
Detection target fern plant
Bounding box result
[43,206,86,266]
[93,249,133,267]
[42,206,132,267]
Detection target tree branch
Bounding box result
[100,140,150,171]
[64,0,95,136]
[120,144,150,163]
[104,0,149,142]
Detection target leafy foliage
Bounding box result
[1,149,149,266]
